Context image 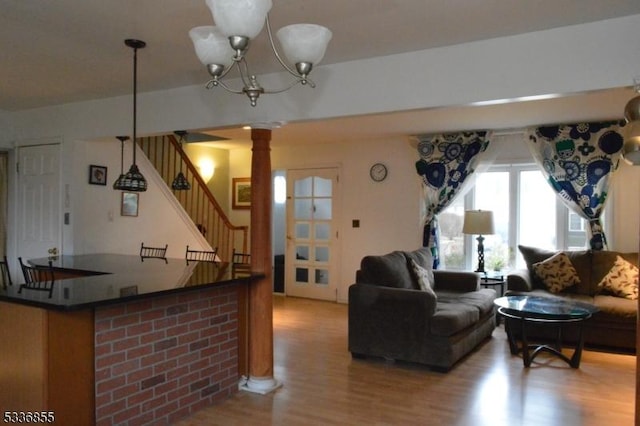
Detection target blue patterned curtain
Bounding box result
[525,121,625,250]
[415,131,490,268]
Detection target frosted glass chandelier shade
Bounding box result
[189,26,235,67]
[191,0,331,106]
[206,0,272,38]
[276,24,333,65]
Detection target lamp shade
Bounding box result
[189,26,234,67]
[276,24,332,65]
[206,0,272,39]
[462,210,495,235]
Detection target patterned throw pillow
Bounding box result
[532,252,581,294]
[597,255,639,300]
[409,259,436,295]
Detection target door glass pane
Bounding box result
[313,199,332,220]
[296,245,309,260]
[295,199,312,220]
[314,177,332,197]
[315,246,329,262]
[296,268,308,283]
[315,223,330,240]
[517,170,556,266]
[315,269,329,285]
[295,223,310,239]
[295,177,312,197]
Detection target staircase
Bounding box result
[137,135,247,262]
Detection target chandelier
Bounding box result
[189,0,332,107]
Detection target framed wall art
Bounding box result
[232,177,251,209]
[89,165,107,185]
[121,192,139,217]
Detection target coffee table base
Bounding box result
[499,307,588,368]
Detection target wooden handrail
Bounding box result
[137,135,248,261]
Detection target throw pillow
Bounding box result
[597,255,639,300]
[532,252,581,294]
[409,259,436,295]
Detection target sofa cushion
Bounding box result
[597,255,639,300]
[592,251,639,294]
[358,251,416,289]
[404,248,433,271]
[518,245,556,289]
[430,302,480,337]
[532,252,581,294]
[409,258,436,297]
[593,294,637,319]
[518,245,591,293]
[437,289,496,317]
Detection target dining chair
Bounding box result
[185,245,218,263]
[0,256,13,289]
[232,249,251,277]
[140,243,168,262]
[18,257,55,298]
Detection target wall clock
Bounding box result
[369,163,388,182]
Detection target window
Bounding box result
[439,165,594,271]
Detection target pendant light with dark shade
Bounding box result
[171,130,191,190]
[113,135,130,190]
[117,39,147,192]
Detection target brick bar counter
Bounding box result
[0,254,259,426]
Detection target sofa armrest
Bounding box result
[506,269,533,292]
[348,283,436,357]
[433,270,480,292]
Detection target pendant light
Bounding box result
[113,135,130,190]
[117,39,148,192]
[171,130,191,190]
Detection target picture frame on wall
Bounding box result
[121,192,139,217]
[89,165,107,185]
[232,177,251,209]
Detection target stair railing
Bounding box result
[137,135,248,262]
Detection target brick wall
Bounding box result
[94,285,239,425]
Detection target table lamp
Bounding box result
[462,210,495,273]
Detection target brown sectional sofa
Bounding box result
[506,246,638,353]
[348,248,497,370]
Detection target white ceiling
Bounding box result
[2,0,639,144]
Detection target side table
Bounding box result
[480,271,505,297]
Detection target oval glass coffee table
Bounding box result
[494,295,599,368]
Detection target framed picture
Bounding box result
[89,165,107,185]
[232,177,251,209]
[121,192,139,217]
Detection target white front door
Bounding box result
[17,144,61,260]
[285,168,340,301]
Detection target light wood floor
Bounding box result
[176,296,636,426]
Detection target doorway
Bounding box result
[16,144,62,260]
[284,168,340,301]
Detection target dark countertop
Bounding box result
[0,254,260,311]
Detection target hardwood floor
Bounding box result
[176,296,636,426]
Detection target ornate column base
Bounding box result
[238,375,282,395]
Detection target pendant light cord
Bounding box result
[132,44,138,165]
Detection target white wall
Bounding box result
[68,139,211,259]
